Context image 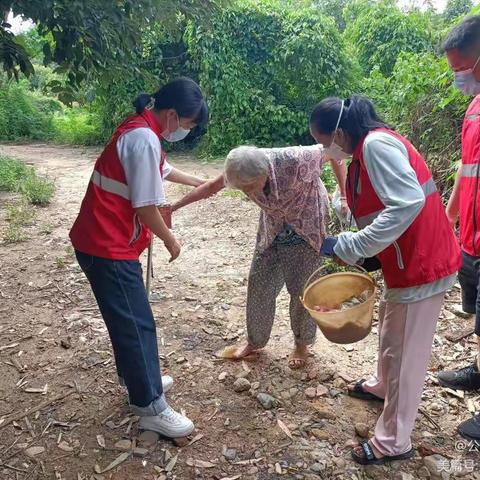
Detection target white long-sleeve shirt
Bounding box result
[334,131,456,303]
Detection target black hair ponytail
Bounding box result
[132,93,153,114]
[310,94,391,148]
[132,77,209,126]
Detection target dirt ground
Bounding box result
[0,143,479,480]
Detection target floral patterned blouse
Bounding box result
[250,145,330,253]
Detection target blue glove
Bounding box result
[320,236,338,257]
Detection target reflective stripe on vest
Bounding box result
[355,177,437,228]
[91,170,130,201]
[462,163,480,177]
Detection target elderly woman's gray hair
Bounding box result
[224,146,269,188]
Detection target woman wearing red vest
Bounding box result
[310,95,461,465]
[70,77,208,438]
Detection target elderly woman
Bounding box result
[173,145,346,368]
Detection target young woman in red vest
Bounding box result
[310,95,461,465]
[69,77,208,438]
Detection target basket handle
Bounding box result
[302,263,374,299]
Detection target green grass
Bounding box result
[20,174,55,206]
[0,156,55,206]
[0,156,32,192]
[6,202,36,226]
[3,223,27,244]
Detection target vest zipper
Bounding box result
[392,241,405,270]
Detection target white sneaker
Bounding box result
[139,406,195,438]
[119,375,174,393]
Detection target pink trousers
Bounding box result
[362,292,445,456]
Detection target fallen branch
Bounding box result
[0,372,104,430]
[419,407,441,431]
[0,390,75,430]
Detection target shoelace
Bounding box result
[162,407,183,423]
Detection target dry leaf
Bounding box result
[165,454,178,472]
[25,385,48,394]
[96,435,106,448]
[444,388,464,399]
[188,433,204,446]
[467,399,476,413]
[234,457,264,465]
[186,458,216,468]
[277,418,293,440]
[96,452,131,473]
[0,343,19,352]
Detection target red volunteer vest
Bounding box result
[69,109,166,260]
[347,129,461,289]
[460,96,480,257]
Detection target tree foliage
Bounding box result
[0,0,226,100]
[345,0,434,75]
[186,0,354,154]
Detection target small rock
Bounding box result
[176,357,187,364]
[257,392,277,410]
[333,457,346,469]
[233,377,251,393]
[329,388,342,398]
[133,447,149,457]
[289,387,299,398]
[305,387,317,399]
[251,381,260,390]
[354,423,370,438]
[394,473,415,480]
[311,429,330,441]
[310,462,326,473]
[224,448,237,461]
[417,466,431,478]
[25,446,45,458]
[307,369,319,380]
[138,430,159,447]
[316,385,329,397]
[344,438,358,449]
[114,439,132,452]
[312,403,336,420]
[218,372,228,381]
[318,370,335,382]
[333,377,346,388]
[424,454,448,477]
[173,437,190,447]
[57,441,73,452]
[60,337,72,349]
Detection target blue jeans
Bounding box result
[75,250,167,416]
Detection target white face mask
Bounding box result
[323,100,350,160]
[161,112,191,142]
[454,54,480,96]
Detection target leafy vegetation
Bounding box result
[0,0,478,191]
[0,156,55,205]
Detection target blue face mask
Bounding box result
[454,54,480,95]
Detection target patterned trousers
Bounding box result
[246,241,322,348]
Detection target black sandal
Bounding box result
[351,440,415,465]
[347,379,384,402]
